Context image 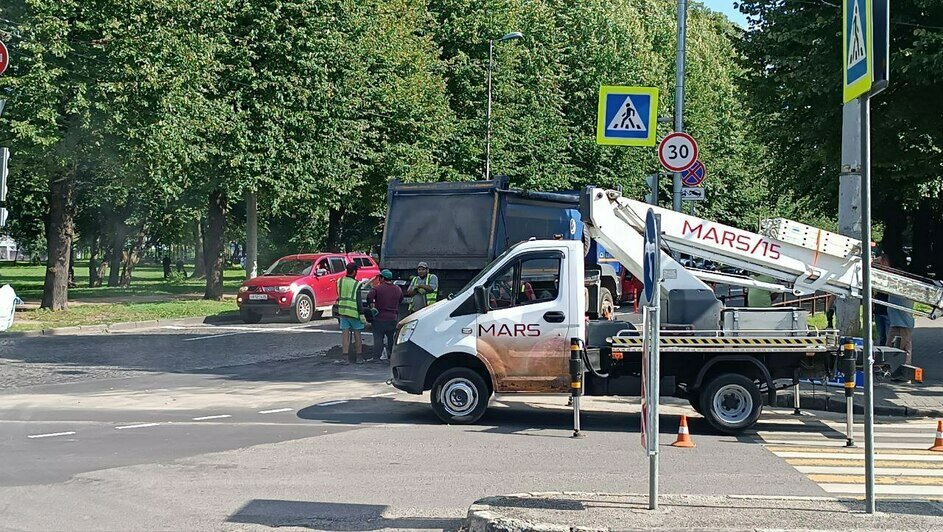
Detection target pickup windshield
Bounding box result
[264,259,313,276]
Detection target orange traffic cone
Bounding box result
[929,421,943,452]
[671,415,695,448]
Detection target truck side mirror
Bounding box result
[473,286,490,314]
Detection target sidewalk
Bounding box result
[776,317,943,417]
[464,492,943,531]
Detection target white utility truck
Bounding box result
[390,187,943,433]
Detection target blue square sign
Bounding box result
[596,86,659,147]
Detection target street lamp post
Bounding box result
[486,31,523,181]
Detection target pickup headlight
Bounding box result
[396,320,418,345]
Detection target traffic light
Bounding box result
[645,173,659,205]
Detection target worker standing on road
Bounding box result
[746,273,778,308]
[887,294,915,365]
[337,262,365,365]
[406,261,438,313]
[367,269,402,363]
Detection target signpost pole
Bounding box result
[672,0,687,212]
[859,93,876,514]
[643,210,662,511]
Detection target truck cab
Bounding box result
[391,240,585,423]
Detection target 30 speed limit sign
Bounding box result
[658,132,698,173]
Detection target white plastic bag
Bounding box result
[0,284,21,332]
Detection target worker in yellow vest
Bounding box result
[406,261,438,313]
[336,262,365,364]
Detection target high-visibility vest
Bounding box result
[336,276,362,319]
[408,274,438,310]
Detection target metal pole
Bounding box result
[485,40,494,182]
[859,95,876,513]
[792,381,801,415]
[672,0,688,212]
[648,215,662,511]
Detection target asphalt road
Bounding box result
[0,319,936,530]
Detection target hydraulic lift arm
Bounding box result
[582,187,943,319]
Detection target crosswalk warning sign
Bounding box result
[596,86,659,147]
[843,0,872,103]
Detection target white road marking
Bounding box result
[27,431,76,439]
[795,466,943,477]
[818,483,943,496]
[772,451,943,462]
[258,408,293,414]
[192,414,231,421]
[758,430,932,439]
[760,438,932,450]
[369,392,396,398]
[115,423,161,430]
[316,400,348,407]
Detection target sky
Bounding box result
[699,0,749,28]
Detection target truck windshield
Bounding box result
[450,243,523,298]
[263,259,312,276]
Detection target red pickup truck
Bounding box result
[236,253,380,323]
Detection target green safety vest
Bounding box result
[408,274,438,310]
[336,276,362,319]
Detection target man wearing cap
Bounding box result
[406,261,438,313]
[367,269,403,362]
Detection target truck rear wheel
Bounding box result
[598,287,614,318]
[430,367,489,425]
[699,373,762,434]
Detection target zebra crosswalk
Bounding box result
[751,414,943,499]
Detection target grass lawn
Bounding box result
[1,262,245,332]
[10,300,238,332]
[0,262,244,301]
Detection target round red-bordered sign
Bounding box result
[658,132,698,173]
[0,41,8,75]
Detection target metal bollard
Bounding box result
[570,338,585,438]
[792,381,801,416]
[841,339,858,447]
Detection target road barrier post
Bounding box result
[570,338,585,439]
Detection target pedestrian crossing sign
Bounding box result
[596,86,659,146]
[843,0,872,103]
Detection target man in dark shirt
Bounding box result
[367,269,403,362]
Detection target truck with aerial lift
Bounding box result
[390,187,943,433]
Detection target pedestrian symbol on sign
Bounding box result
[847,1,866,68]
[607,96,646,131]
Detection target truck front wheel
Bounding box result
[699,373,762,434]
[430,368,490,424]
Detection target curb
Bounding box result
[4,313,242,338]
[774,391,943,419]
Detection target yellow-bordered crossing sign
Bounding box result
[596,86,659,146]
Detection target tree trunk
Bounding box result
[911,204,933,276]
[880,206,908,271]
[326,207,342,252]
[40,173,77,310]
[88,235,101,287]
[204,190,227,300]
[245,191,258,279]
[108,219,130,287]
[119,230,146,286]
[68,245,77,288]
[193,218,206,279]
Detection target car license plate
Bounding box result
[248,293,268,300]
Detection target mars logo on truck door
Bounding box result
[479,323,541,337]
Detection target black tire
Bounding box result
[688,393,704,416]
[598,287,615,318]
[430,367,490,424]
[291,293,314,323]
[241,309,262,324]
[699,373,763,434]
